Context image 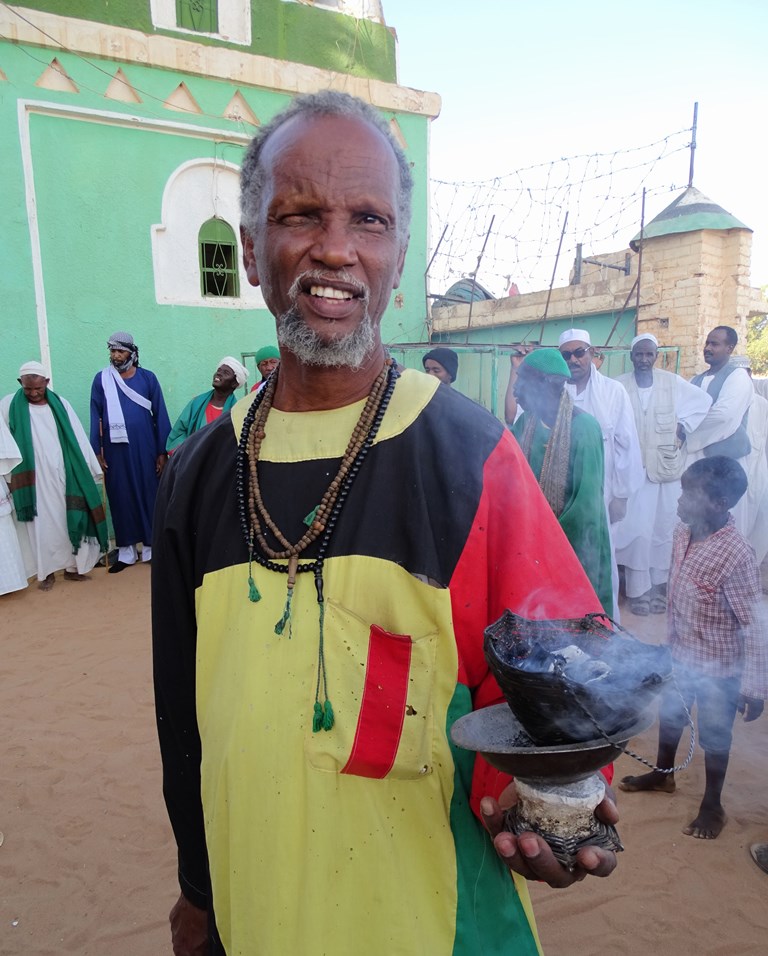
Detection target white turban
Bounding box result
[219,356,249,387]
[630,333,659,350]
[729,355,751,369]
[558,328,591,347]
[19,361,48,378]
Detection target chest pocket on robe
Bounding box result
[305,598,438,780]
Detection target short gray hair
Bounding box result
[239,90,413,241]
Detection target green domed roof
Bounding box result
[630,186,750,251]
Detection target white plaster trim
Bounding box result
[1,5,440,117]
[151,158,266,310]
[150,0,252,46]
[17,99,52,381]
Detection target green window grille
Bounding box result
[199,218,239,298]
[176,0,218,33]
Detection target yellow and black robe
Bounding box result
[152,369,601,956]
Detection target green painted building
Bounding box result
[0,1,440,425]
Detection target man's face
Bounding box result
[630,342,658,373]
[703,329,733,369]
[19,374,48,405]
[559,340,593,384]
[257,357,279,379]
[423,358,452,385]
[110,348,131,368]
[212,364,237,391]
[513,366,554,418]
[241,114,408,360]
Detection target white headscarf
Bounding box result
[219,356,249,387]
[18,361,48,378]
[630,333,659,350]
[558,328,591,347]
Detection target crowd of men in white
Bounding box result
[1,323,766,610]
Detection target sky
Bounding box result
[381,0,767,297]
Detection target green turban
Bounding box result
[521,348,571,378]
[255,345,280,364]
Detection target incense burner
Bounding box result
[450,611,671,869]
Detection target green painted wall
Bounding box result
[0,41,430,429]
[20,1,397,80]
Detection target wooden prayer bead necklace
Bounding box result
[235,356,399,732]
[245,359,392,586]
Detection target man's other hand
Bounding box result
[169,893,208,956]
[608,498,627,523]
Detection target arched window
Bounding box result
[199,217,239,298]
[176,0,218,33]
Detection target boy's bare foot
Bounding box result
[683,806,726,839]
[63,571,88,582]
[38,573,55,591]
[618,772,675,793]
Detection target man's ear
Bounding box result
[392,235,409,289]
[240,227,260,288]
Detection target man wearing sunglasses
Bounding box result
[559,329,643,617]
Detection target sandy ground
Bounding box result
[1,567,767,955]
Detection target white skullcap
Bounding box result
[631,333,659,350]
[729,355,751,369]
[219,356,249,387]
[19,361,48,378]
[558,328,591,347]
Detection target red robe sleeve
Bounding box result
[447,429,612,817]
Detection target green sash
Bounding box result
[8,389,108,554]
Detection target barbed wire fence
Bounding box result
[426,126,693,306]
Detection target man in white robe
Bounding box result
[684,326,753,533]
[614,334,712,614]
[729,355,768,563]
[560,328,643,618]
[0,362,105,591]
[0,413,28,596]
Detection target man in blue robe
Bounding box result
[90,332,171,573]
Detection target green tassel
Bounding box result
[274,586,293,636]
[312,701,324,733]
[248,575,261,603]
[303,504,320,527]
[322,699,334,731]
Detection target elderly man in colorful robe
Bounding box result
[512,349,613,614]
[559,328,643,616]
[90,332,171,574]
[614,334,712,615]
[167,357,248,453]
[1,361,107,591]
[153,90,620,956]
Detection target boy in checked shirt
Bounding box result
[619,456,767,839]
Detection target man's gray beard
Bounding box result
[277,303,377,369]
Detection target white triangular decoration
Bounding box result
[105,68,142,104]
[223,91,260,127]
[35,58,78,93]
[163,83,202,114]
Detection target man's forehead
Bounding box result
[260,114,398,185]
[560,339,589,350]
[20,374,47,384]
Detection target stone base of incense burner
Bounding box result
[504,773,623,871]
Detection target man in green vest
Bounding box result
[166,357,248,453]
[512,348,613,615]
